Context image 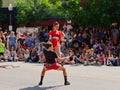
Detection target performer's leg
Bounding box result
[54,46,61,57]
[39,67,47,85]
[58,66,70,85]
[54,46,65,66]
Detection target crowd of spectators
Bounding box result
[0,24,120,66]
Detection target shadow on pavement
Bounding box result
[19,85,64,90]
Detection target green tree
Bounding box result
[62,0,111,26]
[15,0,120,27]
[85,0,112,27]
[62,0,82,20]
[15,0,64,25]
[15,0,34,25]
[0,0,2,7]
[43,0,63,19]
[62,0,120,27]
[110,0,120,23]
[0,0,7,23]
[0,13,7,22]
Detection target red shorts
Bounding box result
[45,63,61,70]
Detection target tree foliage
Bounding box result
[15,0,120,27]
[15,0,63,25]
[15,0,34,24]
[62,0,120,27]
[0,13,7,22]
[0,0,2,7]
[0,0,7,23]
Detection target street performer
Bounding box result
[49,21,66,57]
[38,42,70,85]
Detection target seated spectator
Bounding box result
[106,50,113,65]
[17,48,25,61]
[107,54,119,66]
[86,48,99,65]
[24,49,30,62]
[38,43,46,63]
[78,52,88,64]
[64,50,75,64]
[8,47,18,61]
[98,52,106,65]
[84,45,91,54]
[4,48,10,61]
[26,47,39,63]
[61,44,68,56]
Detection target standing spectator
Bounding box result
[0,31,5,43]
[0,39,5,61]
[26,33,34,48]
[44,29,49,42]
[111,24,119,45]
[7,31,17,50]
[17,33,26,49]
[97,28,104,42]
[64,32,73,48]
[38,28,46,42]
[3,31,8,47]
[103,29,111,44]
[89,30,94,47]
[82,30,88,43]
[35,27,41,49]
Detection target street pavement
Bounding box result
[0,62,120,90]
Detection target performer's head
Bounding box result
[53,21,59,30]
[43,41,53,49]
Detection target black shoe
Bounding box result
[38,82,42,85]
[64,81,70,85]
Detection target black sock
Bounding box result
[64,76,70,85]
[39,76,44,85]
[64,76,67,82]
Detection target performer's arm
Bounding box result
[60,38,67,42]
[60,33,67,42]
[48,31,52,42]
[56,56,69,62]
[49,35,52,42]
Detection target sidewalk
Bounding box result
[0,62,120,90]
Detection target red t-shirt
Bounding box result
[49,30,64,47]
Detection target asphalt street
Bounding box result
[0,62,120,90]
